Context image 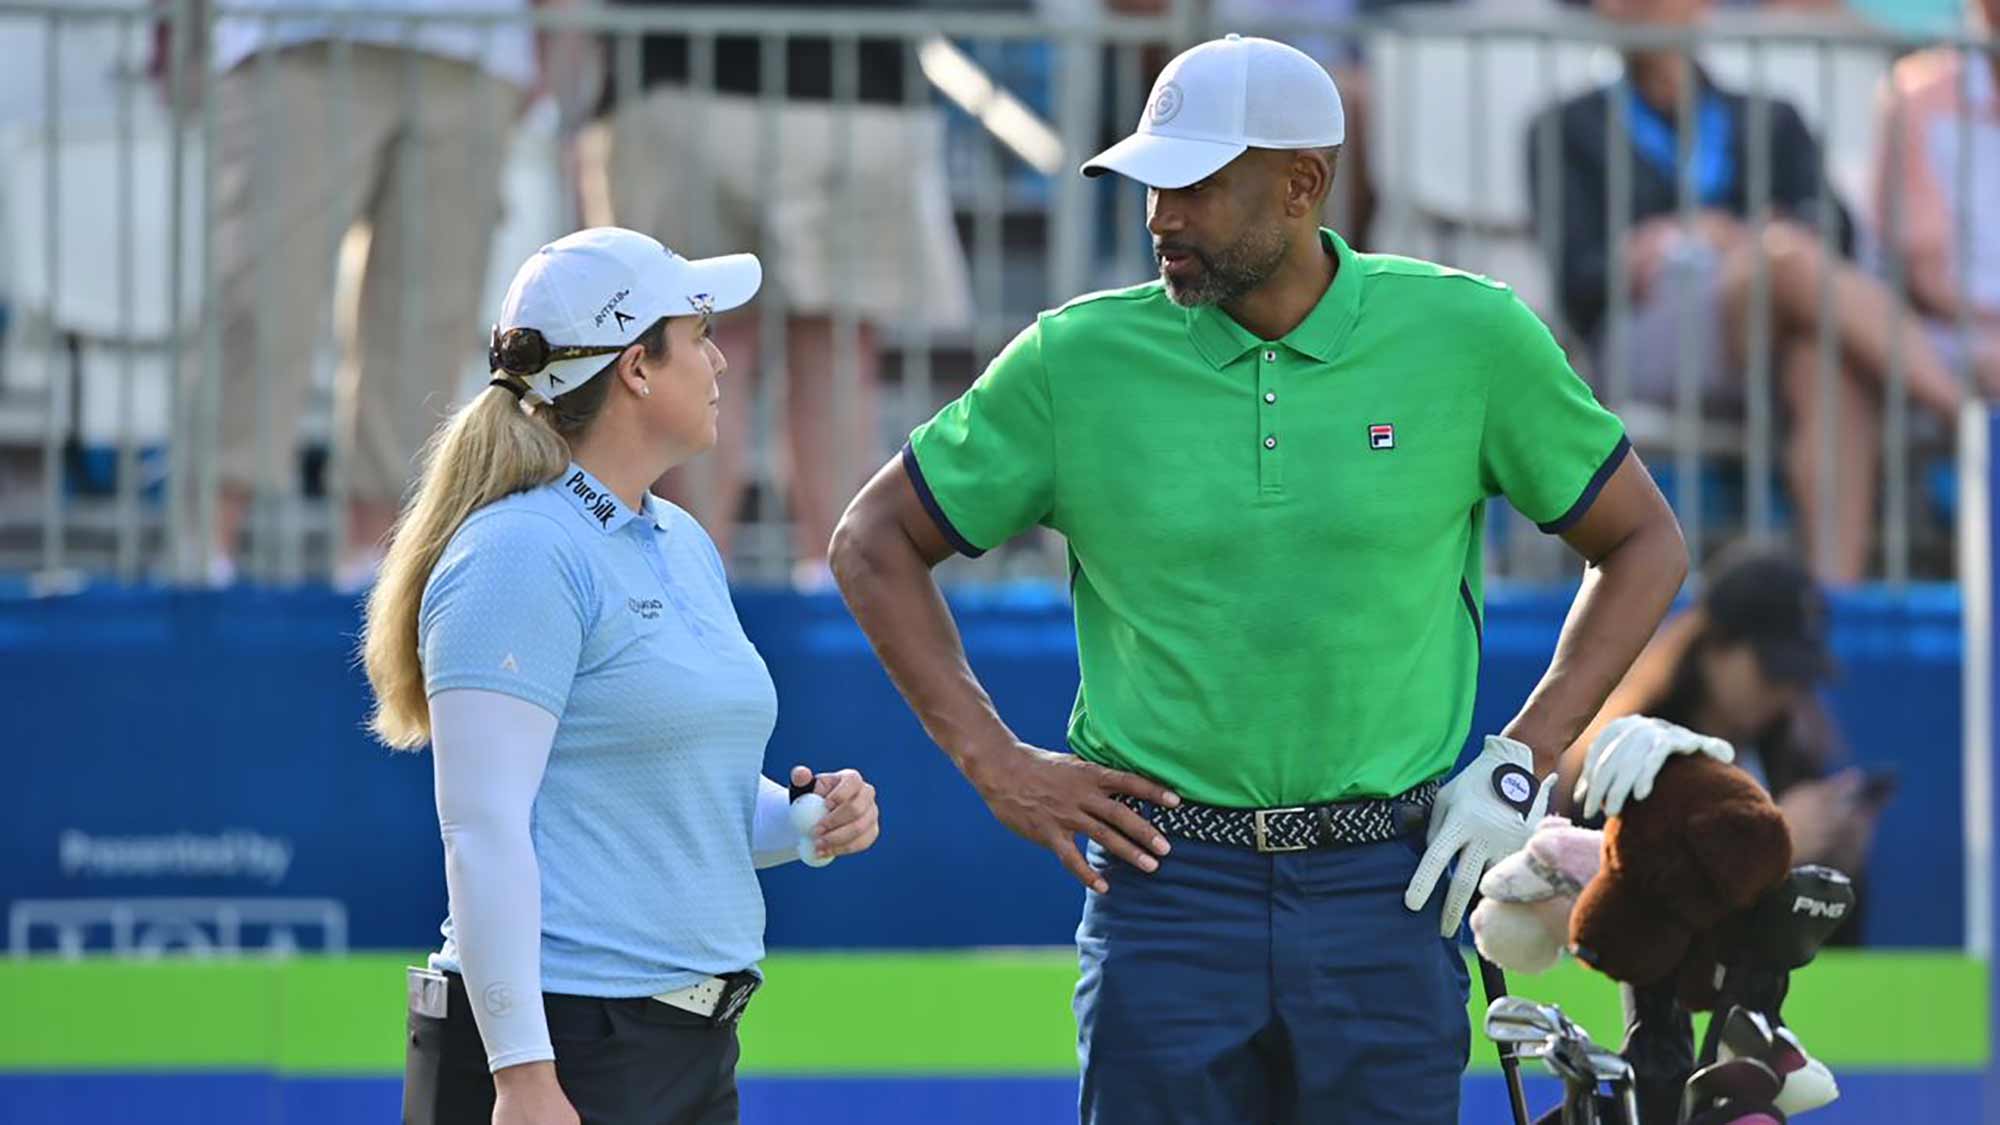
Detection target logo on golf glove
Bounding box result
[1491,763,1536,813]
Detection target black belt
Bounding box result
[1119,780,1439,854]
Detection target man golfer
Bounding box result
[830,34,1690,1124]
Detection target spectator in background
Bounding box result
[577,0,974,587]
[1872,0,2000,395]
[159,0,548,588]
[1529,0,1966,585]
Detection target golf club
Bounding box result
[1478,955,1533,1125]
[1718,1007,1776,1062]
[1544,1036,1604,1125]
[1485,995,1573,1041]
[1679,1056,1783,1123]
[1486,996,1641,1125]
[1589,1048,1640,1125]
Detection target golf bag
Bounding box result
[1619,865,1855,1124]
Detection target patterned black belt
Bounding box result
[1118,780,1440,854]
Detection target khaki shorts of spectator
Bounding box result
[580,88,973,331]
[206,43,510,504]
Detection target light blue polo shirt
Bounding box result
[418,463,778,998]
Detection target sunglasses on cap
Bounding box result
[486,325,633,379]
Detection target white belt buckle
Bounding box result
[652,978,723,1018]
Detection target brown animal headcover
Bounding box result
[1569,754,1794,992]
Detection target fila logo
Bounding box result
[1791,895,1848,920]
[1368,424,1396,450]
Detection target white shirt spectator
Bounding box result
[213,0,535,88]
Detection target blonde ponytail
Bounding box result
[362,320,660,748]
[364,316,668,744]
[360,386,571,749]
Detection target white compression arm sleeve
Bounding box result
[429,688,560,1072]
[753,775,800,869]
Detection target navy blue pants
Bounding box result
[1075,833,1470,1125]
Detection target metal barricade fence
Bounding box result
[0,2,1992,588]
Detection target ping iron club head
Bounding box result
[1485,996,1572,1043]
[1587,1047,1634,1085]
[1543,1037,1601,1090]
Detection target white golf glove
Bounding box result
[1573,715,1735,820]
[1405,735,1553,938]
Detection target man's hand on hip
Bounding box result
[1404,735,1553,937]
[968,743,1180,894]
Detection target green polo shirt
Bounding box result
[904,230,1628,808]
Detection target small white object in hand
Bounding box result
[790,792,833,867]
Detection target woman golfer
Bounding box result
[361,227,881,1125]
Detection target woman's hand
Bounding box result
[492,1061,579,1125]
[1778,770,1878,874]
[793,765,879,860]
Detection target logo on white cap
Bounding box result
[1150,82,1184,126]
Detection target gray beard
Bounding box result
[1161,226,1289,308]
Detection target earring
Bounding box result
[639,384,651,398]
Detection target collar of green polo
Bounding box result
[1184,227,1363,370]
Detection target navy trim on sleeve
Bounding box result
[900,442,986,558]
[1459,578,1483,651]
[1536,434,1633,535]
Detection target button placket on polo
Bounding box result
[1257,348,1283,494]
[632,524,715,649]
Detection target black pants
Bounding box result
[403,971,741,1125]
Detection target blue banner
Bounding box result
[0,581,1967,951]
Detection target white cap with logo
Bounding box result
[492,227,762,404]
[1081,34,1345,190]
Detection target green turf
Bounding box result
[0,950,1983,1075]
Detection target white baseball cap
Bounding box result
[490,227,761,404]
[1081,34,1345,190]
